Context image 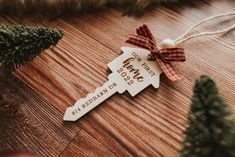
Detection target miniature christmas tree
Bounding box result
[180,75,235,157]
[0,25,63,70]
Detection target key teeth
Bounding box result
[86,81,110,98]
[63,81,113,121]
[82,86,102,101]
[63,86,103,121]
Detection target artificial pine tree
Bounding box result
[180,75,235,157]
[0,25,63,70]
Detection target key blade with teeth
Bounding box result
[63,73,125,121]
[63,47,162,121]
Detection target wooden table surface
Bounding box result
[1,0,235,157]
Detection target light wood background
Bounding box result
[0,0,235,156]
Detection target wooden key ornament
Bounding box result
[64,25,186,121]
[63,47,162,121]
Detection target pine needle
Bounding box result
[0,25,63,71]
[0,0,192,18]
[180,75,235,157]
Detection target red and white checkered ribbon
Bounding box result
[126,25,186,81]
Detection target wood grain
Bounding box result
[60,130,118,157]
[0,0,235,156]
[0,70,79,156]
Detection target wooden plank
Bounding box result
[60,130,118,157]
[14,58,81,112]
[1,64,118,157]
[75,85,190,157]
[0,70,79,156]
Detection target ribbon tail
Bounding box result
[157,59,183,81]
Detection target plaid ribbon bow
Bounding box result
[126,25,186,81]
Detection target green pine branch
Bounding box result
[180,75,235,157]
[0,0,196,18]
[0,25,63,71]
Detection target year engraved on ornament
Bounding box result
[117,53,144,86]
[117,67,134,85]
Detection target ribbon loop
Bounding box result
[126,35,156,52]
[125,25,186,81]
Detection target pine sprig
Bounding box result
[0,25,63,70]
[180,75,235,157]
[0,0,195,18]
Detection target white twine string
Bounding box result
[174,12,235,45]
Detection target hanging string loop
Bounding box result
[174,12,235,45]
